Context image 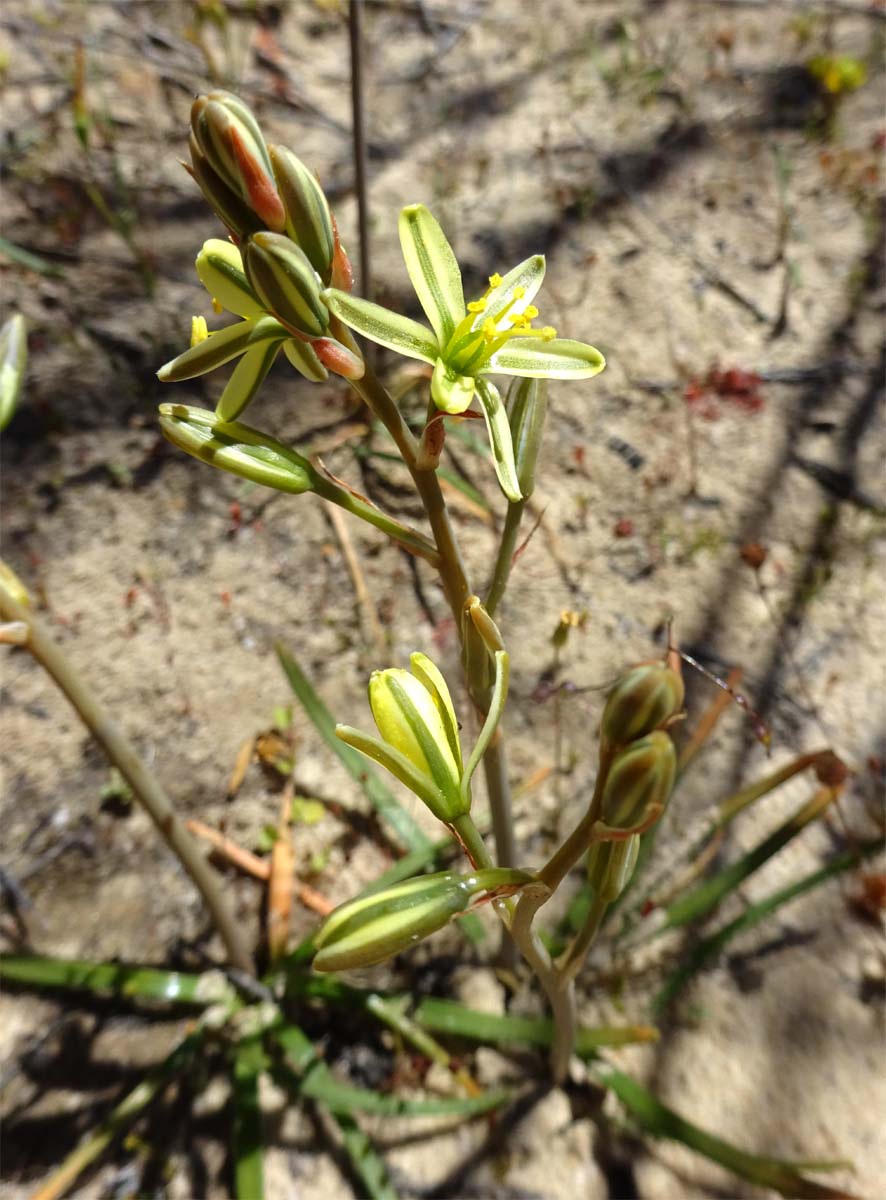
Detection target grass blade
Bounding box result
[654,837,885,1012]
[659,786,837,933]
[0,955,234,1007]
[232,1037,265,1200]
[276,642,431,853]
[272,1022,506,1116]
[28,1026,207,1200]
[0,234,65,277]
[333,1112,399,1200]
[413,997,658,1056]
[594,1063,858,1199]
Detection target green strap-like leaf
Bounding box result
[485,338,605,379]
[232,1036,266,1200]
[0,954,235,1005]
[157,316,290,382]
[322,288,438,363]
[475,378,522,502]
[398,204,465,347]
[594,1064,856,1199]
[216,341,281,422]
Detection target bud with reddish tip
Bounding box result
[601,662,684,748]
[190,91,286,233]
[313,867,535,972]
[270,144,335,282]
[243,232,329,340]
[600,731,676,833]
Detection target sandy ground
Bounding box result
[1,1,885,1197]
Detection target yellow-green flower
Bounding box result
[322,204,605,499]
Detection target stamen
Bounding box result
[190,316,209,347]
[524,305,539,320]
[488,273,503,288]
[482,317,498,343]
[513,286,526,300]
[542,326,556,340]
[467,299,487,313]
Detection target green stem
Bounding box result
[0,583,254,976]
[557,891,608,987]
[485,499,526,617]
[310,472,439,564]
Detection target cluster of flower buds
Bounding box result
[585,660,684,900]
[313,867,536,972]
[159,91,363,455]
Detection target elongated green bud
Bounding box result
[601,662,684,747]
[195,239,264,320]
[270,144,335,282]
[158,403,315,495]
[506,376,547,499]
[313,868,534,972]
[587,835,640,905]
[191,92,285,232]
[0,313,27,432]
[600,731,676,831]
[369,664,465,821]
[244,232,329,340]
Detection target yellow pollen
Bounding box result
[513,286,526,300]
[488,273,503,288]
[510,312,531,329]
[482,317,498,342]
[190,315,209,347]
[524,305,539,320]
[467,299,487,313]
[541,326,557,341]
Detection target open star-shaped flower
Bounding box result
[322,205,605,500]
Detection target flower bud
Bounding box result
[600,731,676,832]
[369,663,465,822]
[270,144,335,282]
[190,92,285,232]
[601,662,684,747]
[195,239,264,320]
[506,376,547,499]
[243,232,329,340]
[587,835,640,905]
[313,868,534,972]
[158,403,316,495]
[0,313,27,432]
[157,314,289,383]
[187,135,265,240]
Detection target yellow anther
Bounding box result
[541,326,557,341]
[524,305,539,320]
[190,315,209,347]
[482,317,498,342]
[513,286,526,300]
[467,299,487,313]
[488,273,503,288]
[510,312,531,329]
[211,297,224,314]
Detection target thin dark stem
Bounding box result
[0,583,254,975]
[349,0,371,303]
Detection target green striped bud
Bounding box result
[600,731,676,832]
[244,232,329,340]
[188,134,265,240]
[313,867,535,972]
[158,403,315,495]
[0,313,27,432]
[369,659,465,822]
[601,662,684,747]
[190,92,286,232]
[195,239,264,320]
[587,835,640,905]
[506,376,547,499]
[270,144,335,283]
